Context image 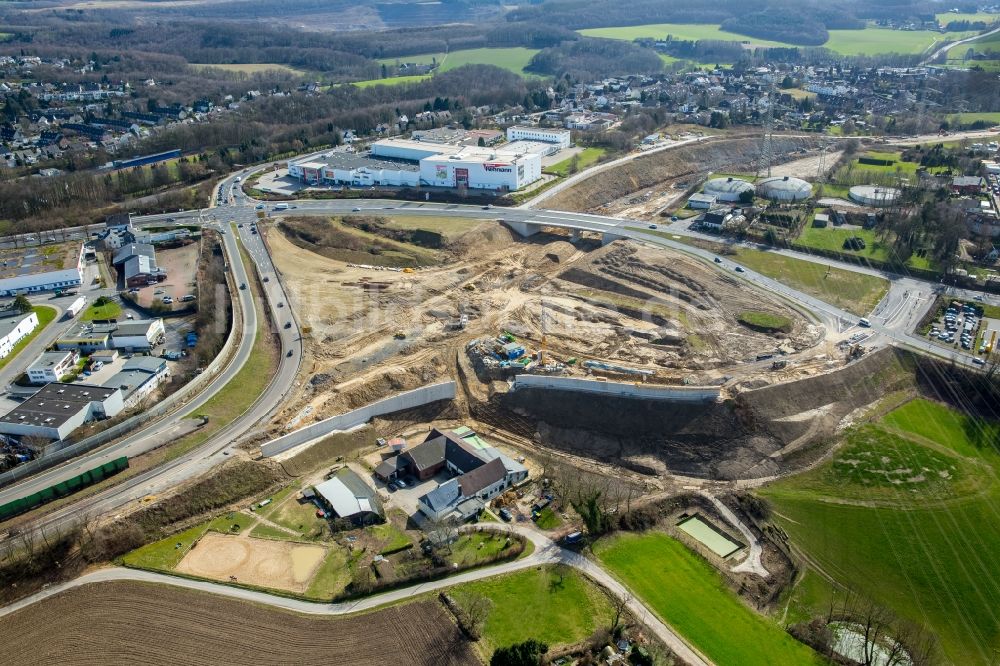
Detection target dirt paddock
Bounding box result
[176,533,326,593]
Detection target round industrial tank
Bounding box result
[759,176,813,202]
[703,176,755,202]
[848,185,901,207]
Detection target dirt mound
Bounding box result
[740,347,912,446]
[500,388,783,480]
[496,349,913,480]
[547,135,822,213]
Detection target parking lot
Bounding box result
[925,300,989,362]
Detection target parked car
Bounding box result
[498,508,513,522]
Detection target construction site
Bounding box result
[257,205,871,487]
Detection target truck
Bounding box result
[273,203,289,210]
[65,296,86,318]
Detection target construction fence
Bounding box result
[260,381,457,458]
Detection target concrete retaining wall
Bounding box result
[260,381,456,457]
[511,374,720,402]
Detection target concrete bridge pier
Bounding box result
[570,229,582,243]
[504,220,542,237]
[602,232,624,246]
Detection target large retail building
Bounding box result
[288,138,552,192]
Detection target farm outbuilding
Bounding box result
[849,185,901,208]
[703,177,755,203]
[759,176,813,202]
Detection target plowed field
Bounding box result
[0,581,479,666]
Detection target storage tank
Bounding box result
[758,176,813,202]
[703,176,755,202]
[848,185,901,208]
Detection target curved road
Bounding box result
[0,524,712,666]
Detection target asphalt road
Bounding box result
[0,523,713,666]
[0,197,302,527]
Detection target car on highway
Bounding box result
[648,224,657,229]
[352,207,362,212]
[255,204,265,210]
[263,276,270,282]
[278,302,284,308]
[240,283,247,290]
[735,266,745,273]
[287,349,294,357]
[714,257,722,263]
[284,321,291,329]
[670,216,678,221]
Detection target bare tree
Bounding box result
[610,589,632,633]
[463,592,494,638]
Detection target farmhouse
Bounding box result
[0,309,39,358]
[0,382,123,443]
[315,467,384,525]
[952,176,985,195]
[394,426,528,521]
[0,243,84,297]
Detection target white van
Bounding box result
[274,203,289,210]
[859,318,871,328]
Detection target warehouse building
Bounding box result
[56,318,164,352]
[26,350,79,384]
[505,126,572,149]
[112,243,166,288]
[0,382,123,442]
[0,309,39,358]
[290,139,547,192]
[110,319,165,350]
[102,356,169,409]
[0,243,84,297]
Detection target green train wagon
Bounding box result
[0,456,129,522]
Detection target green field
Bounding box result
[191,63,305,76]
[759,397,1000,665]
[594,531,822,665]
[580,23,974,56]
[0,306,56,372]
[452,566,612,652]
[579,23,794,47]
[349,74,432,88]
[377,52,446,67]
[543,147,607,177]
[795,226,891,262]
[381,215,484,238]
[438,47,540,76]
[825,27,969,56]
[732,249,888,316]
[937,12,1000,24]
[947,112,1000,125]
[737,310,793,333]
[948,28,1000,59]
[81,300,122,321]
